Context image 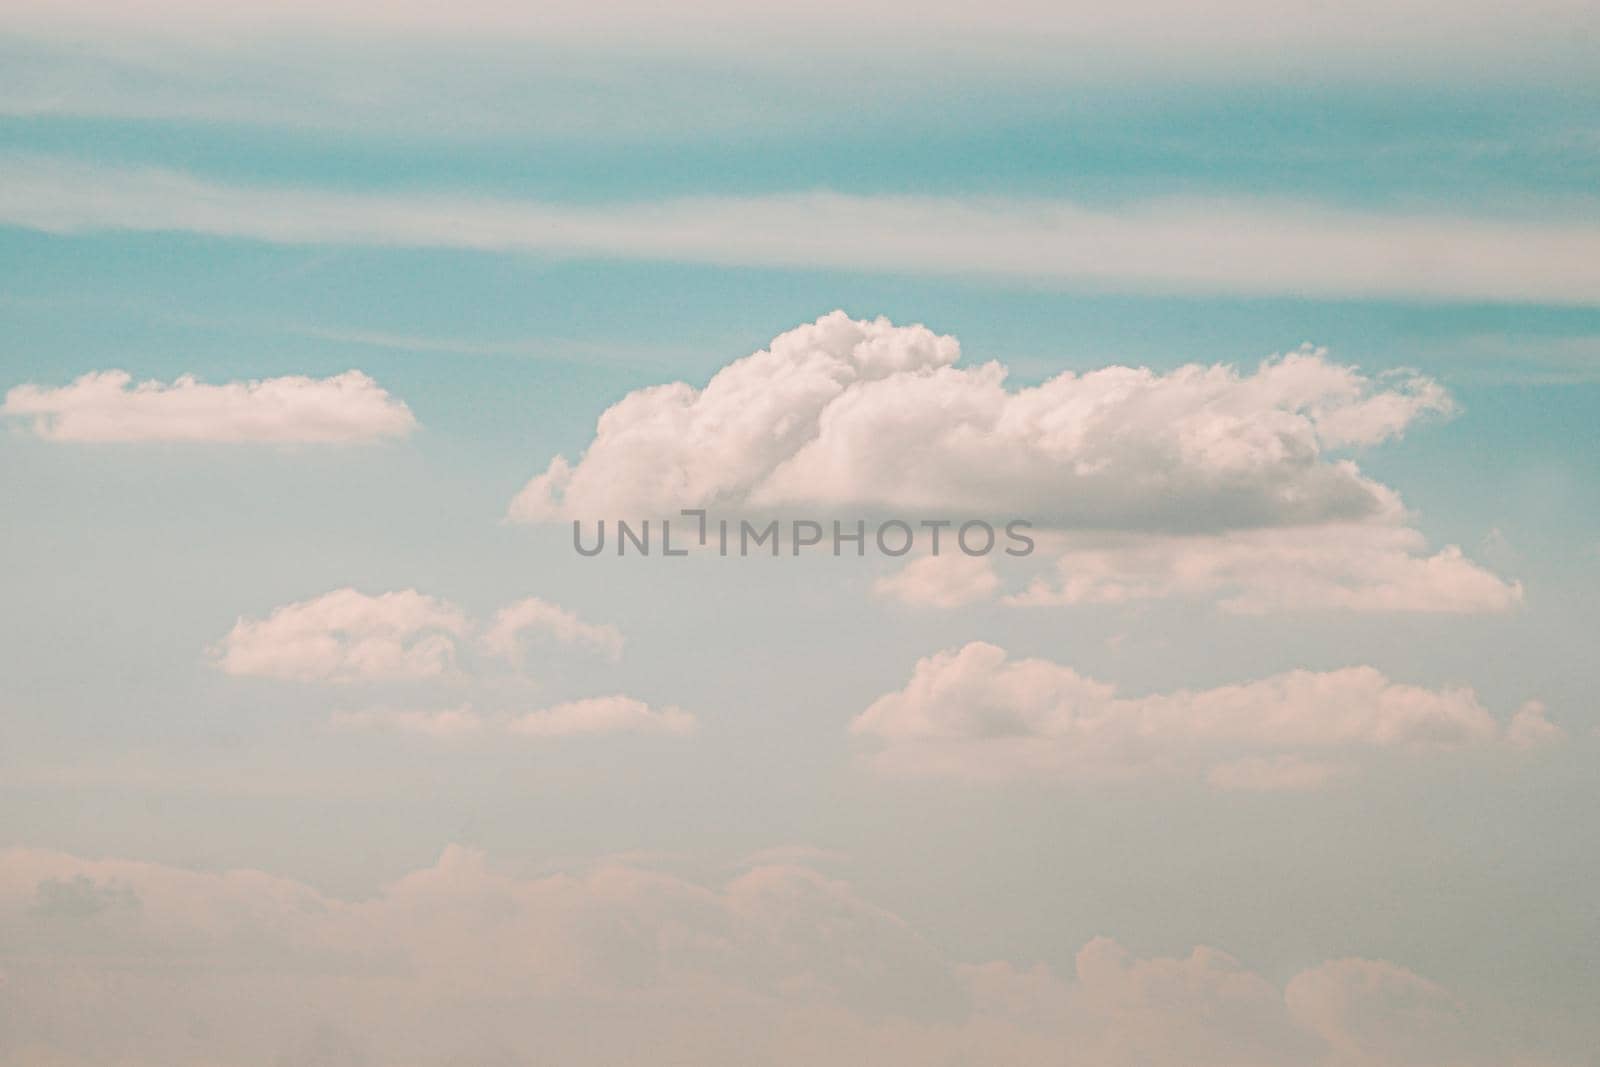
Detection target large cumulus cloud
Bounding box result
[511,312,1515,614]
[511,311,1445,532]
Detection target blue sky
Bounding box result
[1,4,1598,1065]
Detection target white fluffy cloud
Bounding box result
[216,590,681,737]
[1007,524,1523,614]
[511,312,1446,532]
[512,312,1512,614]
[852,642,1551,786]
[1,369,415,443]
[0,844,1538,1067]
[212,588,469,683]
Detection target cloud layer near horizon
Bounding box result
[0,844,1524,1067]
[852,642,1559,787]
[1,369,415,443]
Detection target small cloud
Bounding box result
[853,642,1537,787]
[482,597,623,666]
[211,588,469,684]
[1506,701,1565,749]
[329,698,695,740]
[3,369,414,443]
[505,696,695,738]
[874,554,999,609]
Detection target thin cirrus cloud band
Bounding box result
[4,158,1599,305]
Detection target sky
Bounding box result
[1,3,1598,1065]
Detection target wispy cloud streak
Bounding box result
[4,158,1599,304]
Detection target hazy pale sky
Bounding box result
[1,3,1598,1065]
